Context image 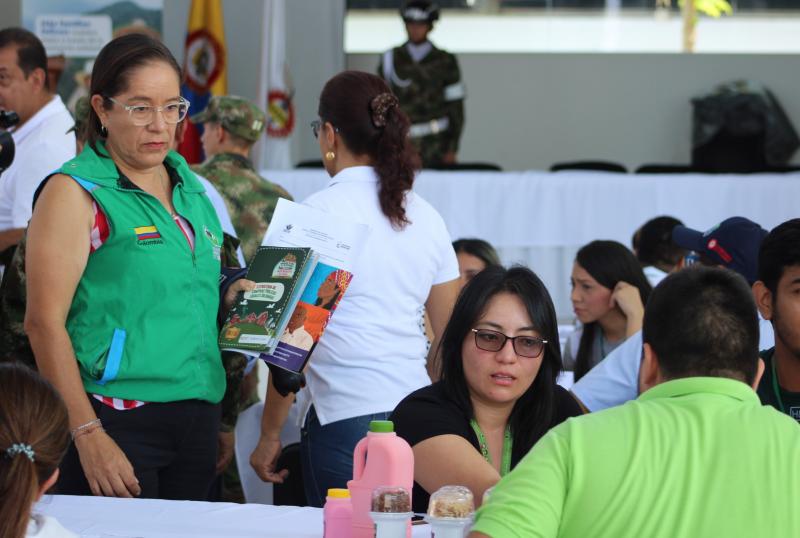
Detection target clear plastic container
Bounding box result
[425,485,475,538]
[369,486,412,538]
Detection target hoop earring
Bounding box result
[325,151,335,161]
[101,125,108,137]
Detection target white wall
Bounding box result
[162,0,345,168]
[348,52,800,171]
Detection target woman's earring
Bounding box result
[101,125,108,136]
[325,151,335,161]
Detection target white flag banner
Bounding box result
[256,0,293,170]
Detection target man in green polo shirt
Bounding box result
[470,266,800,538]
[754,219,800,422]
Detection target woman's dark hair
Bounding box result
[439,265,563,464]
[318,71,420,229]
[452,238,502,268]
[573,240,652,381]
[87,33,182,153]
[0,363,70,538]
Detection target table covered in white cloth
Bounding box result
[264,168,799,318]
[35,495,433,537]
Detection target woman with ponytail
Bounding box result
[0,363,74,538]
[250,71,460,506]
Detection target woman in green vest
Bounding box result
[24,34,251,500]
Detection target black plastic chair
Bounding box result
[295,160,324,169]
[550,161,627,173]
[427,162,503,171]
[272,443,307,506]
[635,164,698,174]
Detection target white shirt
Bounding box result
[280,325,314,350]
[300,166,459,425]
[571,316,776,412]
[0,95,75,231]
[196,174,246,266]
[643,265,668,287]
[27,514,77,538]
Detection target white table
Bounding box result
[35,495,433,537]
[265,168,800,318]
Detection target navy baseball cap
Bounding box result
[672,216,768,284]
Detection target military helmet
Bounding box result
[401,1,440,24]
[190,95,266,143]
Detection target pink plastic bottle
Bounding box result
[324,488,353,538]
[348,420,414,538]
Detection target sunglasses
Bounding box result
[471,329,547,359]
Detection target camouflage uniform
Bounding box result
[378,43,465,167]
[191,96,293,262]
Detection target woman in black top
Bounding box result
[391,266,582,513]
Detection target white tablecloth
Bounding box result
[265,168,800,318]
[35,495,432,537]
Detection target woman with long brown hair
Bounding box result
[0,363,74,538]
[250,71,460,507]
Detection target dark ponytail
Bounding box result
[0,364,70,538]
[318,71,420,229]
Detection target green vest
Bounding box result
[60,143,225,403]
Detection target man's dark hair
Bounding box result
[636,216,685,269]
[0,27,49,88]
[643,266,759,384]
[758,219,800,297]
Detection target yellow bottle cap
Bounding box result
[327,488,350,498]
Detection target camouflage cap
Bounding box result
[190,95,266,143]
[67,96,90,136]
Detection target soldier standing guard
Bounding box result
[191,96,292,262]
[378,0,465,168]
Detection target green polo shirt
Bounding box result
[472,377,800,538]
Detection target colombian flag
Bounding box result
[134,226,161,241]
[178,0,228,164]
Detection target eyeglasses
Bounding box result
[310,119,339,139]
[106,96,191,126]
[471,328,548,358]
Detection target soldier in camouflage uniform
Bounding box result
[191,96,292,262]
[378,0,465,168]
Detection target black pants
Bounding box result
[58,397,221,500]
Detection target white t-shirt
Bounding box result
[196,174,246,266]
[571,317,776,412]
[0,95,75,231]
[26,514,77,537]
[300,166,459,425]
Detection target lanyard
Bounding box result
[772,357,787,414]
[470,419,513,477]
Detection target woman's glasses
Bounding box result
[107,96,191,126]
[310,119,339,139]
[471,328,547,358]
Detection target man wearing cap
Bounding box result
[378,0,465,167]
[191,95,292,262]
[570,216,774,413]
[0,28,75,274]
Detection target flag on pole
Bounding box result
[178,0,227,164]
[255,0,294,171]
